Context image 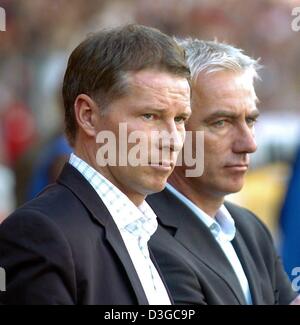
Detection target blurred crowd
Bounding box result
[0,0,299,233]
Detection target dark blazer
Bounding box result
[147,188,297,305]
[0,163,168,305]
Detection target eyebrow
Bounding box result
[204,109,260,123]
[142,106,192,118]
[181,110,192,119]
[247,109,260,118]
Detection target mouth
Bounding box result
[148,161,174,172]
[224,164,249,172]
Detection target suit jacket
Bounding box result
[0,163,169,305]
[147,188,297,305]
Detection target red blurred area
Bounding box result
[2,103,36,166]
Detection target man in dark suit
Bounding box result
[0,25,191,304]
[148,39,300,305]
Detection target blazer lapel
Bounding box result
[149,249,174,304]
[105,217,149,304]
[174,213,247,305]
[57,163,148,304]
[232,229,263,305]
[148,188,246,305]
[225,202,265,305]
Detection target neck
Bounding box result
[74,141,145,207]
[168,170,224,218]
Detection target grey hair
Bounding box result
[176,38,261,83]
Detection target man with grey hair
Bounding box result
[148,39,299,305]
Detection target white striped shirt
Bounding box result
[69,153,171,305]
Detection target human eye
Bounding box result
[174,115,188,124]
[246,117,258,127]
[211,119,227,128]
[142,113,155,121]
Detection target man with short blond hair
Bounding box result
[0,24,191,305]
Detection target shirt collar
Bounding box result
[215,205,236,241]
[166,183,236,242]
[69,153,158,240]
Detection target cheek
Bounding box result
[127,121,155,137]
[179,128,186,140]
[204,133,230,154]
[176,128,186,148]
[203,138,226,167]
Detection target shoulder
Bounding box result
[31,182,83,213]
[0,182,91,267]
[225,201,275,248]
[0,200,75,276]
[0,191,78,304]
[24,182,88,224]
[147,187,191,221]
[147,187,179,207]
[0,193,71,247]
[225,201,269,230]
[0,183,91,248]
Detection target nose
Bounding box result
[158,120,185,153]
[232,124,257,154]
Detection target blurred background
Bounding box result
[0,0,299,284]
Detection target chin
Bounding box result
[226,183,244,194]
[216,180,244,195]
[143,180,167,196]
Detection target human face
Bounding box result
[95,69,191,204]
[185,70,259,198]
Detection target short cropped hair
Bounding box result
[176,38,260,83]
[62,24,190,146]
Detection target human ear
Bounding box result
[74,94,100,138]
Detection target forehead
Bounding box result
[126,69,190,100]
[194,70,257,103]
[190,70,258,119]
